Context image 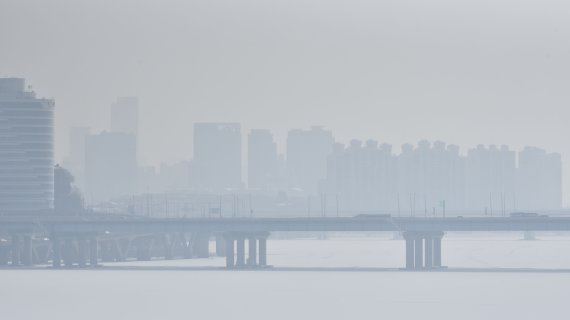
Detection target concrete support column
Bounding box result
[424,237,433,269]
[405,238,415,270]
[11,234,20,266]
[258,236,267,267]
[22,235,33,266]
[89,237,98,267]
[163,235,174,260]
[414,237,423,270]
[52,236,61,268]
[248,236,257,266]
[111,239,126,262]
[433,235,442,268]
[403,233,415,270]
[181,234,192,259]
[225,236,235,268]
[0,246,8,265]
[194,233,210,258]
[215,235,226,257]
[77,237,87,267]
[99,240,110,262]
[236,237,245,267]
[63,238,75,268]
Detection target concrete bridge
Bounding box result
[1,216,569,270]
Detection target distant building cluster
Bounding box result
[65,118,562,214]
[324,141,562,214]
[2,78,562,216]
[64,97,138,205]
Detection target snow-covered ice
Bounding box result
[2,232,570,320]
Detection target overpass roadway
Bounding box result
[1,216,569,270]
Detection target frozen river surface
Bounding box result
[2,233,570,320]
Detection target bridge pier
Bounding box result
[11,234,20,266]
[89,237,98,267]
[135,237,152,261]
[77,237,88,267]
[403,231,444,270]
[223,232,269,269]
[258,235,267,267]
[163,234,174,260]
[216,235,226,257]
[424,236,433,269]
[248,236,257,266]
[63,238,75,267]
[433,234,442,268]
[414,237,423,270]
[404,235,415,269]
[193,233,210,258]
[22,235,33,266]
[0,244,8,266]
[52,235,62,268]
[225,235,235,268]
[236,236,245,267]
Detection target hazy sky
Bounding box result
[1,0,570,199]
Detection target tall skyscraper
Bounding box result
[286,126,334,195]
[325,140,397,213]
[110,97,138,135]
[0,78,55,214]
[466,145,516,213]
[85,132,137,204]
[248,129,279,190]
[192,123,242,191]
[517,147,562,210]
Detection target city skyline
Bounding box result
[3,1,570,318]
[57,105,563,211]
[2,0,569,173]
[0,77,560,211]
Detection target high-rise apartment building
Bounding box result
[248,129,279,190]
[466,145,516,213]
[0,78,55,214]
[192,123,242,191]
[286,126,334,195]
[325,140,397,212]
[517,147,562,210]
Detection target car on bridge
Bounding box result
[353,214,392,218]
[509,212,548,218]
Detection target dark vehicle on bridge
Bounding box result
[509,212,548,218]
[354,214,391,218]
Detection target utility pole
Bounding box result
[307,195,311,217]
[489,192,493,217]
[336,194,339,217]
[397,193,401,217]
[219,195,223,218]
[249,193,253,217]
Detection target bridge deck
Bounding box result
[2,216,570,234]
